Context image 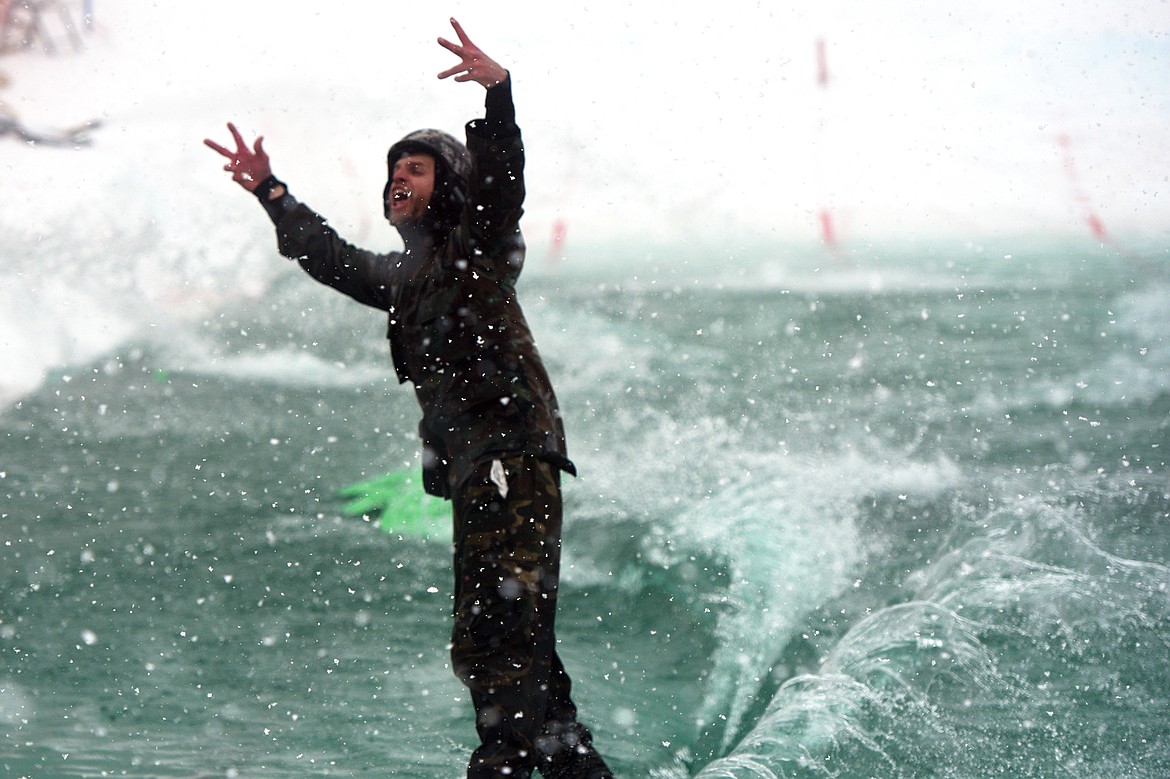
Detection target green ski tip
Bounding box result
[337,470,449,538]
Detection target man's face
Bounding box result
[387,153,437,226]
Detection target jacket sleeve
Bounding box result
[272,203,396,311]
[458,76,526,281]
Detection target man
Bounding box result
[205,18,614,779]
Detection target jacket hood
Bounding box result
[384,129,472,227]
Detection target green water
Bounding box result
[3,244,1169,777]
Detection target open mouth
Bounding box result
[391,188,411,204]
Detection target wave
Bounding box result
[689,472,1170,778]
[0,173,278,406]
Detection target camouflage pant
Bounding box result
[451,455,614,779]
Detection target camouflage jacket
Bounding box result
[264,82,573,498]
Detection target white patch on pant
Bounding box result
[490,459,509,499]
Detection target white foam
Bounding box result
[190,347,388,389]
[0,680,32,725]
[630,443,962,754]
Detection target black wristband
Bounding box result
[252,175,283,202]
[252,175,297,225]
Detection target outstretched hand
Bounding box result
[437,18,507,88]
[203,122,272,192]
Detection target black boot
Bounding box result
[536,721,614,779]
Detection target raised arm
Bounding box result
[203,123,390,311]
[437,18,508,89]
[441,20,524,278]
[204,122,275,192]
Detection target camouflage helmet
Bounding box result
[384,129,472,225]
